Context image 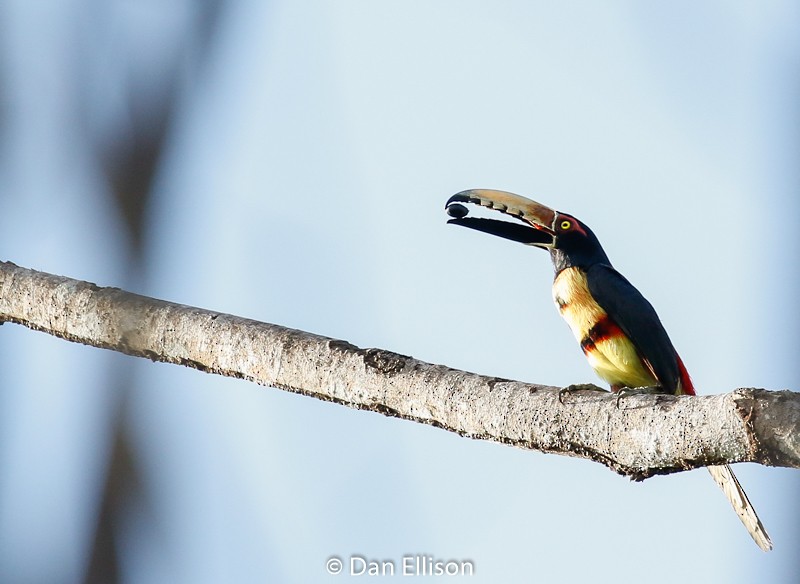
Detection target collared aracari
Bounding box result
[444,188,772,551]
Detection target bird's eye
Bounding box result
[560,220,572,230]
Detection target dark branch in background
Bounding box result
[1,260,798,479]
[76,7,228,580]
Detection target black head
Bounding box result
[546,212,610,272]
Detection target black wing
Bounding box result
[585,263,681,393]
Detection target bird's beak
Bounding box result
[445,189,557,248]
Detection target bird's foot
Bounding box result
[614,385,668,408]
[558,383,607,404]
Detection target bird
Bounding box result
[444,188,772,551]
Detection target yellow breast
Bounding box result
[552,267,657,389]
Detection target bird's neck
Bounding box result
[549,247,612,275]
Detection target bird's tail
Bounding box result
[707,464,772,551]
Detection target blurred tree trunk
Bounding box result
[79,3,225,581]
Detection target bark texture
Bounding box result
[1,260,798,479]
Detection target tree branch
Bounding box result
[1,260,797,479]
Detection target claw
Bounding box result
[558,383,607,404]
[614,385,669,408]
